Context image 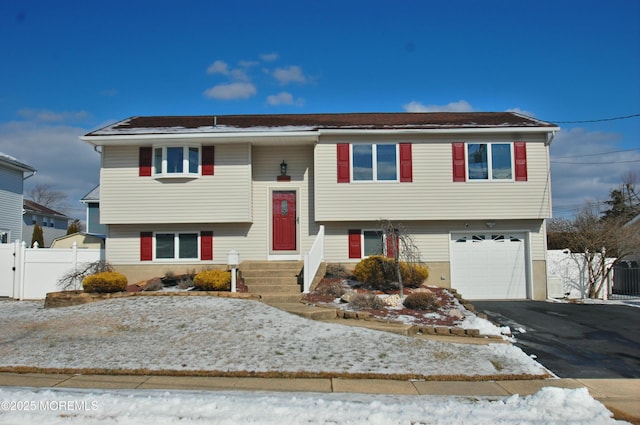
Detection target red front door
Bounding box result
[272,191,296,251]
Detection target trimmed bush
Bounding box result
[193,270,231,291]
[403,292,439,311]
[82,271,128,293]
[400,263,430,288]
[349,293,386,310]
[353,256,393,289]
[353,256,429,290]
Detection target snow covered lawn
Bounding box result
[0,386,627,425]
[0,297,545,378]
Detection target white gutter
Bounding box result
[318,127,560,136]
[81,131,319,146]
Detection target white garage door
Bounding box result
[450,233,527,300]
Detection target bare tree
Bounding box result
[27,183,69,212]
[562,203,640,298]
[379,219,424,298]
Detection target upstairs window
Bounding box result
[467,143,513,181]
[140,146,214,178]
[352,144,398,182]
[154,146,200,176]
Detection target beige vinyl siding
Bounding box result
[321,219,546,264]
[106,145,318,264]
[101,144,252,224]
[250,145,318,256]
[314,133,551,221]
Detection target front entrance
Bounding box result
[272,191,297,251]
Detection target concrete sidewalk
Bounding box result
[1,373,638,423]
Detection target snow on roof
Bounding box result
[0,151,36,172]
[85,112,559,137]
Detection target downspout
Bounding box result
[545,130,557,146]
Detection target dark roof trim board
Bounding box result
[84,112,559,137]
[23,199,71,219]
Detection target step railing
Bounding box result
[303,225,324,293]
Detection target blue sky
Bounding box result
[0,0,638,222]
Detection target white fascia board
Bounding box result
[81,131,319,146]
[318,127,560,136]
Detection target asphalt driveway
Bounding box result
[471,300,640,379]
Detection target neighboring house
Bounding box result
[81,112,559,300]
[80,185,106,235]
[22,200,73,247]
[51,232,105,249]
[0,152,36,243]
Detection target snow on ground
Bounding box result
[0,386,627,425]
[0,297,546,377]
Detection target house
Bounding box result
[22,199,73,247]
[81,112,559,300]
[80,185,106,235]
[0,152,36,244]
[51,232,105,249]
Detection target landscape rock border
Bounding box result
[44,290,260,308]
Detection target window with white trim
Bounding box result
[153,146,200,176]
[352,144,398,181]
[467,143,513,180]
[155,232,199,259]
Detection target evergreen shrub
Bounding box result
[193,270,231,291]
[352,256,429,290]
[403,292,439,311]
[82,271,128,293]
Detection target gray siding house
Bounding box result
[0,153,36,243]
[22,200,73,247]
[82,112,559,300]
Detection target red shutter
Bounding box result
[140,232,153,261]
[139,147,152,176]
[337,144,350,183]
[202,146,215,175]
[200,231,213,260]
[385,231,400,259]
[348,229,361,258]
[452,143,466,182]
[514,142,528,181]
[399,143,413,182]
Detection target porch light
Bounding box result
[280,160,288,176]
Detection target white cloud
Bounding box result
[206,60,229,75]
[403,100,473,112]
[260,52,279,62]
[17,108,91,123]
[203,82,257,100]
[506,107,536,118]
[272,66,307,85]
[0,119,100,220]
[550,127,640,217]
[267,91,304,106]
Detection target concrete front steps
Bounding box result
[240,261,304,304]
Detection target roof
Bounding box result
[0,152,37,173]
[85,112,558,137]
[81,185,100,202]
[23,199,71,219]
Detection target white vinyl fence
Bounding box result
[0,240,104,300]
[547,249,616,299]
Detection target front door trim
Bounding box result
[268,187,300,259]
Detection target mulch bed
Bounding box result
[302,278,466,327]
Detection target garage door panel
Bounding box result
[450,233,527,300]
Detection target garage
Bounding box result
[450,232,528,300]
